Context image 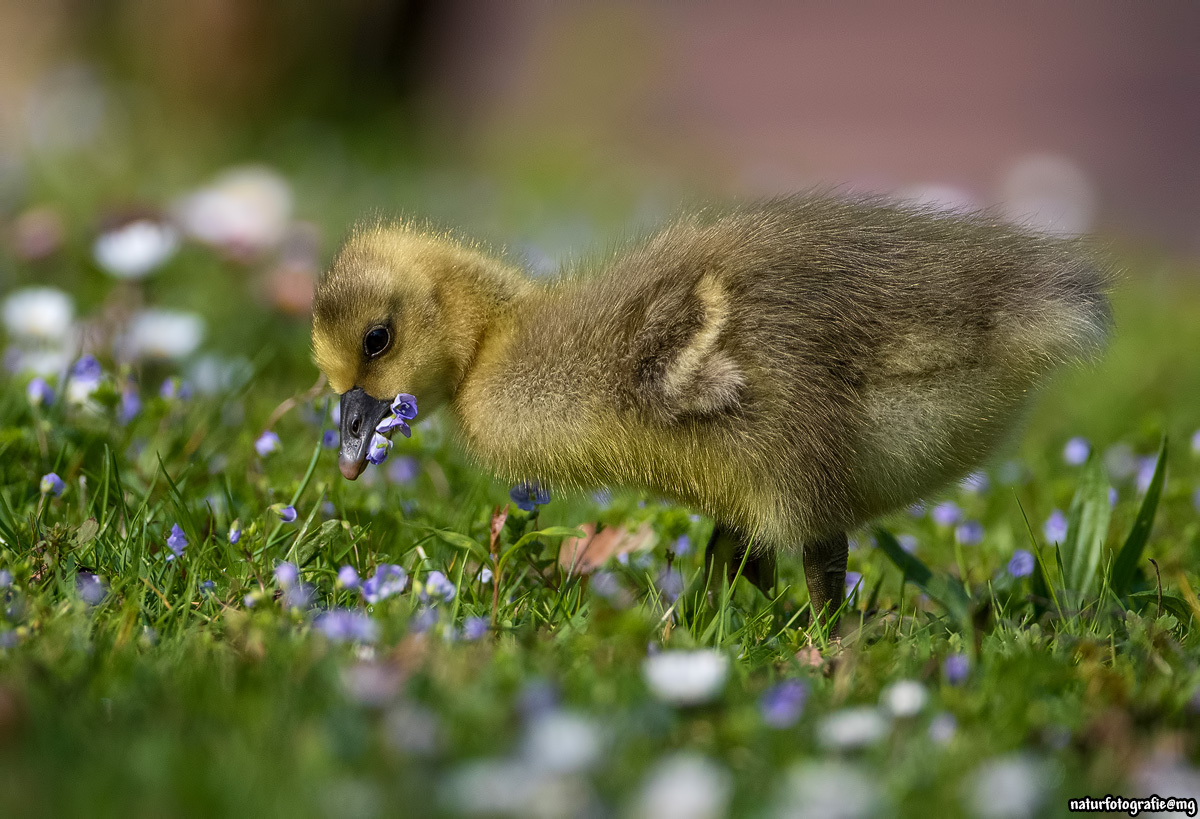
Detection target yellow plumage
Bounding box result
[312,195,1112,623]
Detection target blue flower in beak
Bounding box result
[366,433,392,465]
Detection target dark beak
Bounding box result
[337,387,393,480]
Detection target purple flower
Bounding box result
[656,567,684,601]
[321,429,339,449]
[410,606,438,634]
[673,534,692,556]
[26,377,54,407]
[462,616,489,640]
[420,570,456,604]
[1136,456,1158,494]
[0,569,13,588]
[931,501,962,527]
[1043,510,1068,543]
[362,564,408,603]
[386,455,419,484]
[955,521,985,546]
[228,519,242,544]
[119,388,141,425]
[200,580,215,594]
[908,501,926,518]
[76,572,107,605]
[40,472,65,497]
[255,431,281,457]
[1192,429,1200,455]
[845,571,863,601]
[366,432,392,465]
[159,377,191,400]
[898,534,918,554]
[943,653,969,684]
[392,393,418,420]
[166,524,188,560]
[315,608,378,643]
[1108,487,1118,507]
[270,504,297,523]
[509,481,551,512]
[592,488,613,507]
[1063,437,1090,466]
[283,582,315,610]
[71,355,102,385]
[760,679,808,728]
[274,561,299,587]
[337,565,360,589]
[960,471,989,493]
[1008,549,1035,578]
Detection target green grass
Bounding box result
[2,157,1200,817]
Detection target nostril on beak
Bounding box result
[350,416,362,438]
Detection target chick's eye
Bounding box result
[363,326,391,358]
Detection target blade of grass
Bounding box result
[1110,437,1167,598]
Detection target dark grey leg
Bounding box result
[803,531,849,628]
[704,524,776,598]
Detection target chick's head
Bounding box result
[312,227,463,410]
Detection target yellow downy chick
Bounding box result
[311,196,1112,624]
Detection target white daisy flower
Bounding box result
[642,649,729,706]
[93,219,179,279]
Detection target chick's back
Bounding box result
[465,196,1111,546]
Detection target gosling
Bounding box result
[311,196,1112,625]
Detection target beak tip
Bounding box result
[339,456,365,481]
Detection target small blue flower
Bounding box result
[908,501,926,518]
[955,521,985,546]
[420,570,457,604]
[391,393,418,420]
[200,580,216,594]
[931,501,962,527]
[845,571,863,601]
[898,534,918,554]
[462,617,489,640]
[1063,437,1090,466]
[943,653,969,684]
[410,606,438,634]
[1108,487,1118,507]
[672,534,691,557]
[1136,456,1158,494]
[71,355,102,385]
[362,564,408,603]
[283,582,315,610]
[274,561,299,587]
[960,471,989,493]
[315,609,378,643]
[337,565,360,589]
[1192,429,1200,455]
[255,431,281,457]
[1008,549,1035,578]
[592,488,613,507]
[119,388,141,425]
[228,519,242,544]
[366,432,392,465]
[478,566,493,584]
[1043,509,1068,543]
[26,377,54,407]
[321,429,339,449]
[270,504,297,523]
[656,567,684,602]
[0,569,12,588]
[509,481,551,512]
[760,679,808,729]
[386,455,419,484]
[39,472,65,497]
[166,524,188,560]
[76,572,107,605]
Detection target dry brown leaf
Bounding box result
[559,522,656,574]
